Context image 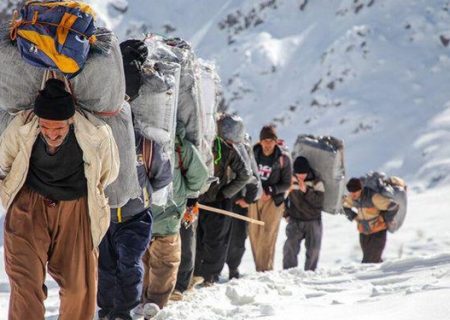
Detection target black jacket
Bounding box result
[234,142,262,204]
[253,144,292,206]
[200,138,251,203]
[286,172,325,221]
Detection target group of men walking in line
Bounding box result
[0,40,400,320]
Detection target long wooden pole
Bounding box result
[198,204,265,226]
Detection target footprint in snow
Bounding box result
[226,285,256,306]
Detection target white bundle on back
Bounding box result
[292,135,346,214]
[197,59,220,179]
[163,38,202,147]
[132,58,180,149]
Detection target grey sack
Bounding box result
[0,38,43,112]
[98,102,141,208]
[131,60,180,149]
[292,135,346,214]
[70,30,126,113]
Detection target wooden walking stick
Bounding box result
[198,204,265,226]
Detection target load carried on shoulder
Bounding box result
[0,1,140,208]
[360,171,407,233]
[126,35,220,197]
[292,134,346,214]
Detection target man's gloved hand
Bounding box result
[343,208,357,221]
[263,185,274,196]
[182,199,199,228]
[382,210,397,223]
[186,198,198,208]
[120,39,149,65]
[119,39,149,101]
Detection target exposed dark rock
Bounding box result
[440,35,450,47]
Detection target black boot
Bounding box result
[229,268,240,280]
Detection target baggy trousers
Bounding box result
[97,210,152,319]
[195,199,232,280]
[248,199,284,272]
[226,205,248,272]
[360,229,387,263]
[175,219,198,293]
[142,234,181,309]
[4,186,97,320]
[282,219,322,271]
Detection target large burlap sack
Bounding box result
[0,38,43,112]
[97,102,141,208]
[131,60,180,148]
[217,113,245,144]
[0,26,123,113]
[292,135,346,214]
[196,60,220,181]
[70,29,125,113]
[163,38,202,146]
[361,172,407,233]
[0,110,15,136]
[197,59,220,144]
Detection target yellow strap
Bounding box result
[143,187,150,208]
[117,207,122,223]
[57,12,78,46]
[16,29,80,73]
[32,11,39,24]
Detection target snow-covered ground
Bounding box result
[0,186,449,319]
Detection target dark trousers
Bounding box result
[226,205,248,272]
[195,199,232,280]
[175,219,198,292]
[360,229,387,263]
[283,219,322,271]
[97,210,152,320]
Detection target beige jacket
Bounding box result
[343,191,392,234]
[0,111,120,247]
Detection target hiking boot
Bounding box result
[187,276,204,290]
[169,289,184,301]
[202,274,219,287]
[98,309,110,320]
[229,268,240,280]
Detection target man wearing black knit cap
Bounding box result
[283,156,325,271]
[0,79,119,320]
[343,177,399,263]
[248,124,292,272]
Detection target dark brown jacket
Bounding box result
[285,173,325,221]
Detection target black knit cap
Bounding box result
[346,178,362,192]
[293,156,311,174]
[120,39,149,101]
[260,125,277,141]
[120,39,149,65]
[34,79,75,121]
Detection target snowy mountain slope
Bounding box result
[81,0,450,188]
[1,0,449,186]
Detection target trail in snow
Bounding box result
[153,254,450,320]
